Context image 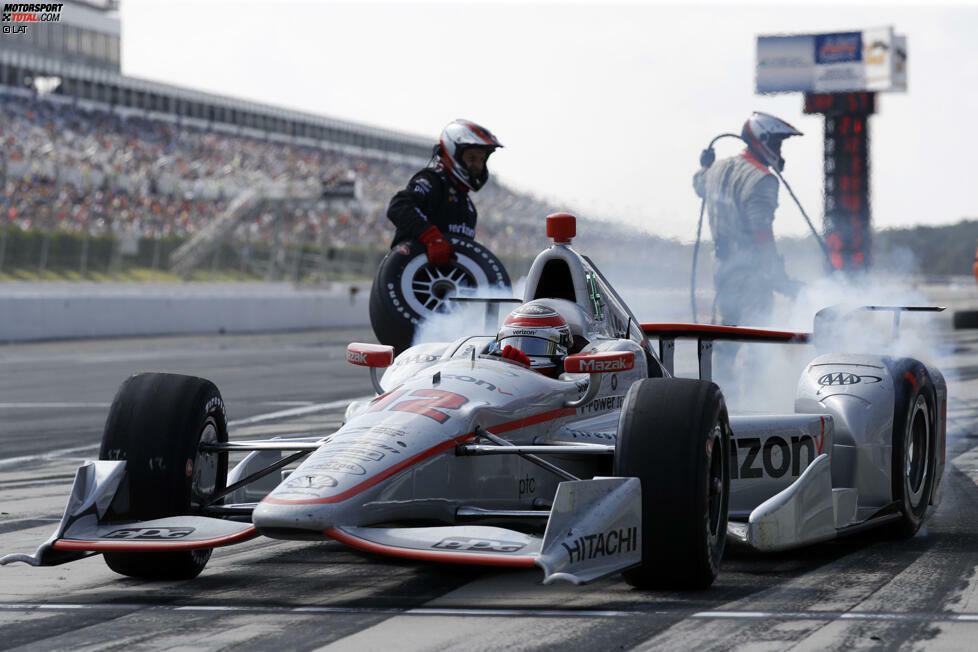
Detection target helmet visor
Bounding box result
[495,335,565,357]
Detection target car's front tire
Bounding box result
[614,378,730,589]
[99,373,228,579]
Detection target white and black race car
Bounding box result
[2,214,947,590]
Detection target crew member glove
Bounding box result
[700,147,716,168]
[500,345,531,367]
[419,225,452,266]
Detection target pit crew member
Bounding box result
[387,119,502,265]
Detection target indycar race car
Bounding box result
[1,213,947,589]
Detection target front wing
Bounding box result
[2,461,641,585]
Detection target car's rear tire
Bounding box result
[613,378,730,589]
[885,358,937,538]
[99,373,228,579]
[369,237,510,353]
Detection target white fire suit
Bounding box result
[693,149,794,326]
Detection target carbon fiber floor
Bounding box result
[2,310,978,650]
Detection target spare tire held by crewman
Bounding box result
[375,119,509,353]
[369,237,510,353]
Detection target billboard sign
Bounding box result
[757,27,907,94]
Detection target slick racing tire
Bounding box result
[614,378,730,590]
[952,310,978,329]
[369,237,510,353]
[99,373,228,580]
[885,358,938,538]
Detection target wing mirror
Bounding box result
[563,351,634,408]
[347,343,394,393]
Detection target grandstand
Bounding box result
[0,1,669,283]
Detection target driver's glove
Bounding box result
[500,345,531,367]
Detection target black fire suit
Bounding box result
[693,149,794,326]
[386,166,477,247]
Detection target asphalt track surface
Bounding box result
[2,299,978,651]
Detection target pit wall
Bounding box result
[0,282,370,341]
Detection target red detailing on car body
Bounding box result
[905,371,918,391]
[347,343,395,367]
[324,527,537,567]
[261,407,577,506]
[564,351,635,374]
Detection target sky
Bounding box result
[120,1,978,242]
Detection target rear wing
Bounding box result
[643,305,944,380]
[641,323,811,380]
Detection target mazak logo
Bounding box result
[578,357,629,372]
[104,527,195,540]
[817,372,882,386]
[347,350,367,364]
[2,3,62,32]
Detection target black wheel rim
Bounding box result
[906,394,930,507]
[707,423,725,539]
[410,263,476,313]
[191,418,221,511]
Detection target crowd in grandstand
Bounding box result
[0,91,571,259]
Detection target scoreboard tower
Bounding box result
[803,91,875,271]
[756,28,906,273]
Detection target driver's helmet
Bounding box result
[492,301,571,374]
[437,119,503,191]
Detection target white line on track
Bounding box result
[0,444,100,470]
[0,403,111,409]
[2,603,978,622]
[0,397,369,468]
[227,397,370,427]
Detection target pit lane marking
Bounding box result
[228,397,371,427]
[2,603,978,622]
[0,444,101,470]
[0,402,111,409]
[951,444,978,485]
[0,397,369,469]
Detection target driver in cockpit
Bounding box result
[488,301,571,378]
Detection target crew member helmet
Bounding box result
[492,301,570,374]
[437,119,503,191]
[741,112,803,171]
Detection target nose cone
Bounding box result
[252,499,338,539]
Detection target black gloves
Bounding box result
[700,148,716,168]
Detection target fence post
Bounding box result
[151,234,161,280]
[38,229,50,277]
[79,232,89,276]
